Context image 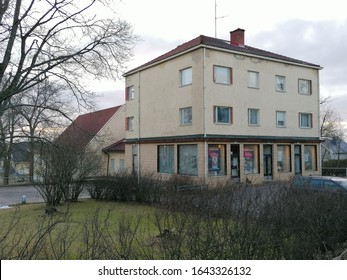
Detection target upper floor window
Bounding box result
[180,67,192,86]
[213,65,232,84]
[248,71,259,88]
[276,75,286,92]
[214,106,232,124]
[180,107,192,125]
[298,79,312,95]
[126,117,134,131]
[299,113,313,128]
[248,108,260,125]
[276,111,286,127]
[126,85,134,100]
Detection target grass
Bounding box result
[0,199,161,259]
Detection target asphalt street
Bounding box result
[0,185,90,207]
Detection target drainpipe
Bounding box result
[203,47,208,181]
[104,150,110,176]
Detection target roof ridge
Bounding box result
[124,33,321,76]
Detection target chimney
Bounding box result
[230,28,245,46]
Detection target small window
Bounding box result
[248,71,259,88]
[276,111,286,127]
[276,75,286,91]
[213,65,232,84]
[180,107,192,125]
[248,108,259,125]
[126,117,134,131]
[180,67,192,86]
[125,85,134,100]
[299,113,312,128]
[298,79,312,95]
[214,106,232,124]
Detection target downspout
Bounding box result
[103,150,110,176]
[137,71,141,177]
[203,47,208,181]
[317,69,322,175]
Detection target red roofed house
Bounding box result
[123,29,322,184]
[57,105,125,175]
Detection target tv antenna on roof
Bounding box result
[215,0,227,38]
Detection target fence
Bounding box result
[322,167,347,177]
[0,175,32,186]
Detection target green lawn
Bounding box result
[0,199,162,259]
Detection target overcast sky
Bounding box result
[93,0,347,128]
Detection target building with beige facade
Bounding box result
[123,29,322,183]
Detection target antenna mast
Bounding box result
[214,0,226,38]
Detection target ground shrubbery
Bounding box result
[1,172,347,259]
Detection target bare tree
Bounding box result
[320,96,345,139]
[0,0,136,107]
[0,96,22,184]
[16,80,72,181]
[36,142,102,206]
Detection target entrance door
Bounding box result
[263,145,273,180]
[294,145,302,175]
[230,144,240,179]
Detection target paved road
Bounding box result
[0,185,90,207]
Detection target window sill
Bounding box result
[179,83,192,88]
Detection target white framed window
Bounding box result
[275,75,286,91]
[298,79,312,95]
[180,67,192,86]
[213,65,232,84]
[299,113,312,128]
[180,107,192,125]
[214,106,232,124]
[276,111,286,127]
[248,71,259,88]
[126,85,134,100]
[119,159,125,170]
[248,108,260,125]
[126,117,134,131]
[110,159,116,172]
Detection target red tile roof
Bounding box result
[57,106,122,148]
[124,34,321,76]
[102,139,125,153]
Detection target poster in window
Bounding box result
[208,147,220,173]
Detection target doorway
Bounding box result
[230,144,240,179]
[263,145,273,180]
[294,145,302,175]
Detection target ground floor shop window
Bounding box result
[277,145,291,172]
[244,144,259,174]
[178,144,198,176]
[208,144,226,175]
[304,145,317,171]
[158,145,174,174]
